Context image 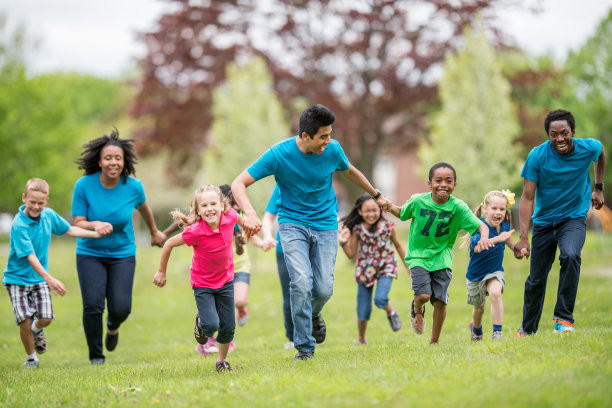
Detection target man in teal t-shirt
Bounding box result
[231,104,390,360]
[515,109,606,336]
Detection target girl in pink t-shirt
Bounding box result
[154,185,245,373]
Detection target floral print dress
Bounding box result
[354,220,398,287]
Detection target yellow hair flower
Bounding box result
[501,189,515,208]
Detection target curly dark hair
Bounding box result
[75,128,138,184]
[340,194,385,234]
[544,109,575,134]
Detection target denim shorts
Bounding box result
[234,271,250,284]
[410,266,452,304]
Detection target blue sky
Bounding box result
[1,0,611,78]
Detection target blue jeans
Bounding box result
[356,275,393,321]
[279,223,338,353]
[276,250,293,342]
[76,255,136,361]
[521,218,586,334]
[193,280,235,344]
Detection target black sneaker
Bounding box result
[105,331,119,352]
[311,314,326,344]
[293,351,314,361]
[216,360,233,373]
[194,315,208,345]
[387,311,402,332]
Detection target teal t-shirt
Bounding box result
[71,172,146,257]
[399,193,482,271]
[248,137,349,230]
[521,138,602,226]
[3,206,70,285]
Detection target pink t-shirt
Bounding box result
[181,207,238,289]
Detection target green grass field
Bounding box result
[1,232,611,407]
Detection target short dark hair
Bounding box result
[219,184,234,206]
[298,104,335,138]
[428,162,457,182]
[75,128,138,183]
[544,109,575,134]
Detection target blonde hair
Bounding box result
[171,185,228,229]
[461,189,514,249]
[24,178,49,196]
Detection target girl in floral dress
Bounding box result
[338,194,409,344]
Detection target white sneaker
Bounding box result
[203,336,218,353]
[284,341,294,350]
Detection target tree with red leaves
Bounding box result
[132,0,518,193]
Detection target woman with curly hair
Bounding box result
[71,128,166,364]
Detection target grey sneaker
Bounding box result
[90,358,105,365]
[387,311,402,332]
[32,327,47,354]
[293,351,314,361]
[311,314,326,344]
[492,330,504,340]
[23,359,39,369]
[194,315,208,345]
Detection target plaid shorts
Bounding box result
[4,283,54,325]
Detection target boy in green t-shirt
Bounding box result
[390,162,493,344]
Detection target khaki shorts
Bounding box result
[466,271,505,306]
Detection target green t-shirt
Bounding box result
[399,193,482,271]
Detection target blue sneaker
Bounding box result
[554,320,575,333]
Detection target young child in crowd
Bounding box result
[338,194,408,344]
[2,178,101,368]
[153,185,245,373]
[464,190,525,340]
[389,163,494,344]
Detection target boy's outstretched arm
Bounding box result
[153,234,185,288]
[231,171,262,236]
[340,164,391,211]
[65,226,101,239]
[27,254,66,296]
[388,204,402,218]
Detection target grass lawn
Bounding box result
[1,232,611,407]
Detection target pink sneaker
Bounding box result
[228,341,236,353]
[237,308,249,326]
[203,336,218,353]
[195,344,213,357]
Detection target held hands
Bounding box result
[153,271,167,288]
[338,225,351,245]
[45,276,66,296]
[591,189,605,210]
[260,238,277,252]
[150,230,167,248]
[473,237,495,253]
[514,237,530,259]
[93,221,113,236]
[376,194,392,212]
[242,212,262,237]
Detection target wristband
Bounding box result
[595,182,604,191]
[372,189,382,200]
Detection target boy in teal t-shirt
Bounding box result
[2,178,100,369]
[390,163,492,344]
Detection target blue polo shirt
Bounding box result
[521,138,602,226]
[466,219,509,282]
[248,137,350,230]
[71,172,146,257]
[3,206,70,285]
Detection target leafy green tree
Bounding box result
[565,8,612,199]
[419,22,522,208]
[204,57,288,212]
[0,19,128,214]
